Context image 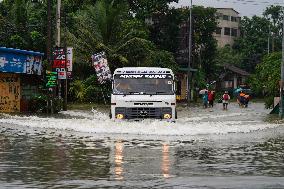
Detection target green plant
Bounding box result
[53,97,63,113]
[69,80,86,102]
[29,95,48,113]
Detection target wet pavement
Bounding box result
[0,102,284,188]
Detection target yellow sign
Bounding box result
[0,73,20,113]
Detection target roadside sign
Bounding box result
[46,71,57,87]
[52,47,66,79]
[66,47,73,79]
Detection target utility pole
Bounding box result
[268,25,270,54]
[47,0,54,114]
[56,0,62,100]
[187,0,193,106]
[55,0,68,111]
[279,15,284,119]
[47,0,51,63]
[56,0,61,47]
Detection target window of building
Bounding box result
[231,28,238,37]
[224,27,230,36]
[223,15,229,21]
[231,16,237,22]
[216,13,223,20]
[216,27,222,35]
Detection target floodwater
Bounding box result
[0,103,284,188]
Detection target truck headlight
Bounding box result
[163,114,171,119]
[116,114,124,119]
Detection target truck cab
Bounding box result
[110,67,176,121]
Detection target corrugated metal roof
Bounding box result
[0,47,44,56]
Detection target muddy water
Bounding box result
[0,103,283,188]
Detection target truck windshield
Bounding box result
[113,77,174,95]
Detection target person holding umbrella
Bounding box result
[202,91,209,108]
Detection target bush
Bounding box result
[250,52,281,108]
[29,95,63,113]
[29,95,48,113]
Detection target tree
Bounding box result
[127,0,178,20]
[67,0,177,72]
[233,16,271,73]
[215,45,244,67]
[192,6,218,80]
[263,5,283,52]
[148,8,184,53]
[250,52,281,108]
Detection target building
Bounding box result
[218,64,250,91]
[214,8,241,47]
[0,47,44,113]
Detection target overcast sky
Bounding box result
[172,0,284,17]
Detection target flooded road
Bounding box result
[0,103,284,188]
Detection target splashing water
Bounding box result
[0,103,280,137]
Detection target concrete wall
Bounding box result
[214,8,241,47]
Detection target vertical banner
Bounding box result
[91,52,112,84]
[52,47,66,79]
[66,47,73,79]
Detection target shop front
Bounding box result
[0,47,44,113]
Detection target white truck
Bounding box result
[110,67,176,121]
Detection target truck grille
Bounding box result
[126,107,160,119]
[115,107,172,119]
[116,107,170,119]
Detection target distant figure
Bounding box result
[208,90,215,108]
[222,91,230,110]
[244,94,250,108]
[202,91,208,108]
[238,91,246,108]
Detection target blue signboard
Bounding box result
[0,47,44,75]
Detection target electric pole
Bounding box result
[279,15,284,118]
[47,0,51,63]
[268,25,270,54]
[47,0,53,114]
[56,0,61,47]
[55,0,68,111]
[187,0,193,106]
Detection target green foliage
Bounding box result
[149,8,184,53]
[29,95,63,113]
[235,16,270,56]
[29,95,48,113]
[148,50,178,73]
[117,37,155,66]
[215,45,243,67]
[250,52,281,108]
[128,0,178,19]
[69,75,111,104]
[194,69,207,89]
[10,34,27,49]
[69,80,85,102]
[233,16,271,72]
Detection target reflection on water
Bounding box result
[162,143,170,178]
[0,127,284,188]
[114,140,124,180]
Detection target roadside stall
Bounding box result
[0,47,44,113]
